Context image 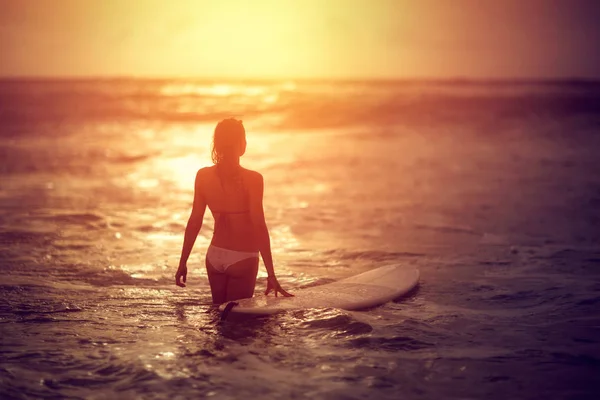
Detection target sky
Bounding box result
[1,0,599,79]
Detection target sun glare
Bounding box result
[119,0,337,79]
[174,1,316,78]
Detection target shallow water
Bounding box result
[1,79,600,399]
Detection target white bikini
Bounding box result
[206,244,259,273]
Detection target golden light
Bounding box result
[2,1,597,79]
[135,0,336,79]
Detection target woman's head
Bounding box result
[211,118,246,164]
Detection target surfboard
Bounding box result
[219,264,419,316]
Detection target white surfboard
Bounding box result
[219,264,419,316]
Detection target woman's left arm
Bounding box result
[176,169,207,287]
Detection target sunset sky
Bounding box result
[1,0,599,79]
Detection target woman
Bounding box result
[175,118,292,304]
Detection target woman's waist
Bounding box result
[210,233,258,253]
[207,244,259,257]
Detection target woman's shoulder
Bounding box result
[240,167,263,181]
[194,166,216,183]
[196,165,217,175]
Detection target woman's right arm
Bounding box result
[176,169,207,287]
[248,172,293,297]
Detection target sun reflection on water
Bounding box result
[270,225,299,251]
[159,83,278,99]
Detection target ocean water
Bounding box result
[1,79,599,399]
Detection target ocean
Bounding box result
[1,78,599,399]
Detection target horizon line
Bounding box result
[1,74,600,84]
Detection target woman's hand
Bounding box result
[265,276,293,297]
[175,264,187,287]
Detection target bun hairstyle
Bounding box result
[211,118,246,164]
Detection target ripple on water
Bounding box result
[349,335,435,351]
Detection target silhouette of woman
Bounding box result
[176,118,293,304]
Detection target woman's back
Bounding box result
[198,165,258,252]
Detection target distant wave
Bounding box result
[414,223,479,235]
[106,152,158,164]
[322,249,426,262]
[2,79,600,135]
[0,230,55,246]
[349,335,435,351]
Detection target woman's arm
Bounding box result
[248,172,292,297]
[176,170,207,287]
[248,172,274,276]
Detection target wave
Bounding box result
[81,268,171,287]
[297,311,372,333]
[348,335,435,351]
[106,152,159,164]
[10,306,83,316]
[414,223,479,236]
[576,296,600,306]
[322,249,426,262]
[2,79,600,134]
[44,212,106,224]
[135,221,185,233]
[0,230,56,246]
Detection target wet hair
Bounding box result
[211,118,246,164]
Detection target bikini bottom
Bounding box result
[206,245,259,273]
